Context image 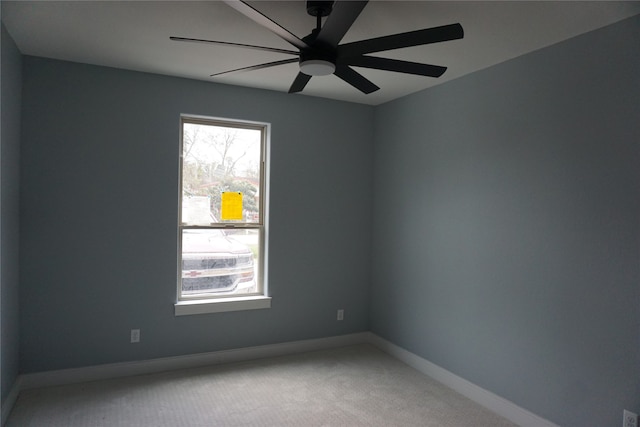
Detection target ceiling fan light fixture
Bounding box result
[300,59,335,76]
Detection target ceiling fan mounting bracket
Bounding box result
[306,1,334,18]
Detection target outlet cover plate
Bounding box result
[624,410,638,427]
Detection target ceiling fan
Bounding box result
[171,0,464,94]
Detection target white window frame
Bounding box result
[174,115,270,316]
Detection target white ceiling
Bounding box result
[3,1,640,105]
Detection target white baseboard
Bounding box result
[1,377,21,427]
[19,332,370,390]
[9,332,557,427]
[367,333,559,427]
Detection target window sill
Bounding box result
[175,296,271,316]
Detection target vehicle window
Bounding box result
[178,116,267,301]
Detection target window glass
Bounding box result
[179,117,266,300]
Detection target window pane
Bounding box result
[181,229,259,296]
[179,116,266,302]
[182,122,261,225]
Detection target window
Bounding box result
[175,115,269,315]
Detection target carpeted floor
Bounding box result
[7,344,517,426]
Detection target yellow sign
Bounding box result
[221,192,243,220]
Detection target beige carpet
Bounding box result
[7,344,517,426]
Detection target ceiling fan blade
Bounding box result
[170,36,298,56]
[338,23,464,57]
[315,1,368,48]
[334,65,379,94]
[211,58,299,77]
[345,56,447,77]
[223,1,309,51]
[289,72,312,93]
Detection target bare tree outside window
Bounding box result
[182,123,261,223]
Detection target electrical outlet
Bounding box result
[337,309,344,321]
[624,410,638,427]
[130,329,140,343]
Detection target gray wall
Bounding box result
[1,22,22,403]
[371,15,640,427]
[19,57,373,372]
